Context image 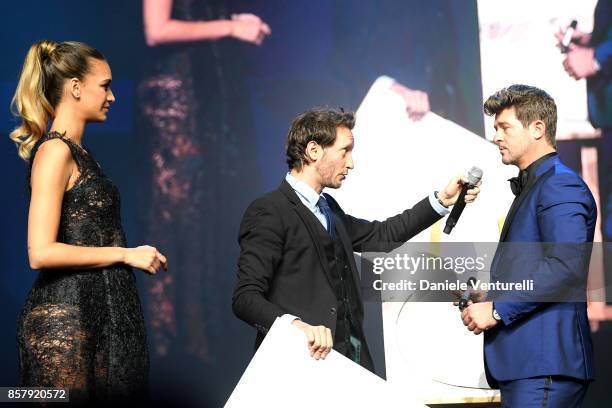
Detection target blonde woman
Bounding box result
[11,40,167,403]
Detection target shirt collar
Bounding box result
[285,173,321,209]
[523,152,557,183]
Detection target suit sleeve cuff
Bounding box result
[429,192,450,216]
[492,302,515,326]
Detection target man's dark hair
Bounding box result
[483,84,557,147]
[285,107,355,171]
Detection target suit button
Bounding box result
[344,265,350,271]
[330,307,337,315]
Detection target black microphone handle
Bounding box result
[458,277,478,310]
[443,183,471,234]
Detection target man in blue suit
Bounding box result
[460,85,596,406]
[560,0,612,284]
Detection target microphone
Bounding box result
[443,166,483,234]
[458,277,477,310]
[560,20,578,53]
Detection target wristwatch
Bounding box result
[492,306,501,321]
[434,191,449,208]
[593,58,601,73]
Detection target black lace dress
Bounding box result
[137,0,261,365]
[16,132,148,403]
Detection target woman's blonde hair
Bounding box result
[9,40,105,160]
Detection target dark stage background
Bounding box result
[1,1,610,406]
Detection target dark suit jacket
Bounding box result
[484,155,596,385]
[232,179,442,369]
[330,0,484,136]
[588,0,612,128]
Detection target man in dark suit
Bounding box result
[233,107,480,372]
[461,85,596,406]
[330,0,484,134]
[560,0,612,284]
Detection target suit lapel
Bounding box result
[278,180,336,288]
[500,191,530,242]
[499,156,558,242]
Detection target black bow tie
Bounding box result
[509,170,529,196]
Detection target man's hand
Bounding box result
[390,82,430,121]
[554,27,591,48]
[461,302,498,335]
[437,175,481,207]
[292,320,333,360]
[563,45,598,80]
[452,289,487,307]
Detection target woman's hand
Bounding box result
[230,13,271,45]
[124,245,168,274]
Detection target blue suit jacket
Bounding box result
[484,155,597,385]
[588,0,612,129]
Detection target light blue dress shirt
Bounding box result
[284,173,449,229]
